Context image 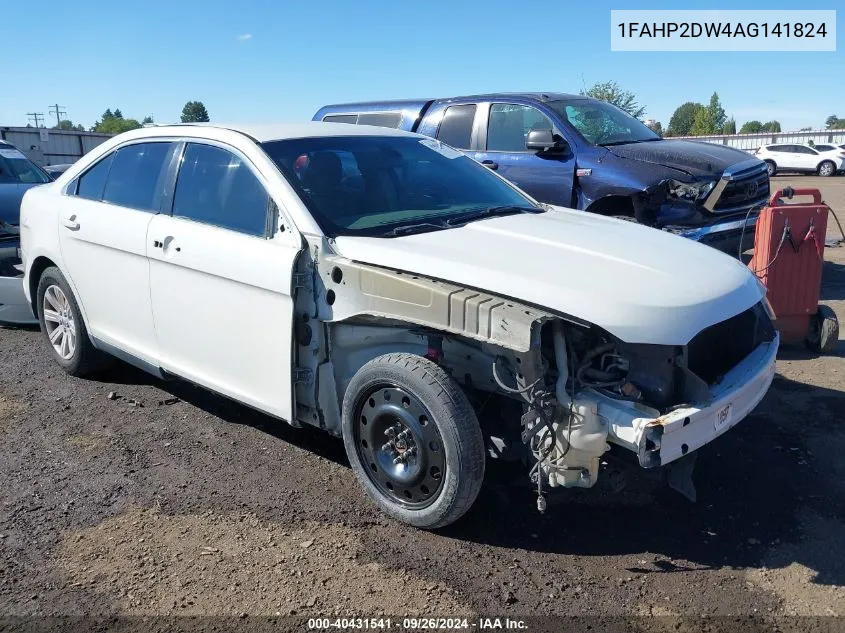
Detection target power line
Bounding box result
[48,104,67,127]
[27,112,45,128]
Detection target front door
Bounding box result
[146,142,300,420]
[58,141,175,363]
[470,103,575,207]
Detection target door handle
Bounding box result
[481,160,499,171]
[62,215,80,231]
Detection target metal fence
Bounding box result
[0,126,113,166]
[673,129,845,152]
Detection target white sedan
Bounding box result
[20,123,778,528]
[756,143,845,177]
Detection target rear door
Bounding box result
[58,141,176,363]
[146,141,300,420]
[470,102,575,206]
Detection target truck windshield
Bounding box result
[0,147,51,184]
[547,99,660,146]
[261,136,539,238]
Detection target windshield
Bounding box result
[547,99,660,146]
[261,136,538,238]
[0,146,51,184]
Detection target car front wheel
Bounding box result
[341,353,485,529]
[36,266,109,376]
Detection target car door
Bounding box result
[58,141,176,363]
[146,141,300,421]
[767,145,792,169]
[795,145,819,171]
[470,103,575,206]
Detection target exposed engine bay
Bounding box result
[294,244,779,513]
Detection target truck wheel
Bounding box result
[805,305,839,353]
[765,161,777,177]
[817,161,836,177]
[341,353,485,529]
[36,267,111,376]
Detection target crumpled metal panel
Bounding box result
[319,256,553,353]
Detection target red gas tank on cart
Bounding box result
[749,188,828,343]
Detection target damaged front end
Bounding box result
[499,302,777,509]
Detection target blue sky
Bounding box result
[1,0,841,131]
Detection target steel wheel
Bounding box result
[42,284,76,360]
[353,384,447,509]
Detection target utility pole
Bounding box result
[27,112,45,128]
[48,104,67,127]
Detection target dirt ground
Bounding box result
[1,175,844,631]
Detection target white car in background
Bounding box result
[19,123,778,528]
[756,143,845,177]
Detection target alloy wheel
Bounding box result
[42,284,77,360]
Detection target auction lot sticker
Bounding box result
[611,10,836,51]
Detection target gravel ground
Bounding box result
[1,176,844,630]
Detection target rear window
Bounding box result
[323,114,357,125]
[0,146,50,184]
[815,145,835,152]
[357,112,402,129]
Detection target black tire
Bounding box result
[341,353,485,529]
[818,160,836,177]
[764,160,777,177]
[36,266,110,376]
[805,305,839,353]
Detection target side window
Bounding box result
[173,143,269,237]
[102,142,173,211]
[75,152,115,200]
[436,104,476,149]
[357,112,402,129]
[487,104,554,152]
[323,114,358,124]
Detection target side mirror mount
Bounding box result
[526,128,568,154]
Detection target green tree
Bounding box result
[53,119,85,131]
[646,120,663,135]
[722,117,736,135]
[581,81,646,119]
[181,101,210,123]
[761,120,782,133]
[825,115,839,129]
[113,109,123,119]
[142,116,154,125]
[689,93,727,136]
[740,120,763,133]
[666,102,703,137]
[93,117,142,134]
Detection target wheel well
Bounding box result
[585,195,635,218]
[817,159,834,169]
[28,256,57,315]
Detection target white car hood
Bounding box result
[332,207,763,345]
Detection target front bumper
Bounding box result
[0,238,36,326]
[603,335,778,468]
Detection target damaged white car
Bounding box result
[20,123,778,528]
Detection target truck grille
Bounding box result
[708,161,770,216]
[686,302,775,384]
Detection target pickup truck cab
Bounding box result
[21,123,777,528]
[314,93,770,253]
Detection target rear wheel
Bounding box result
[341,353,485,529]
[36,267,110,376]
[805,305,839,353]
[764,160,777,177]
[818,160,836,177]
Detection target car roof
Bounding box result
[141,122,420,143]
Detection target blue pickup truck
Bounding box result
[313,93,770,253]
